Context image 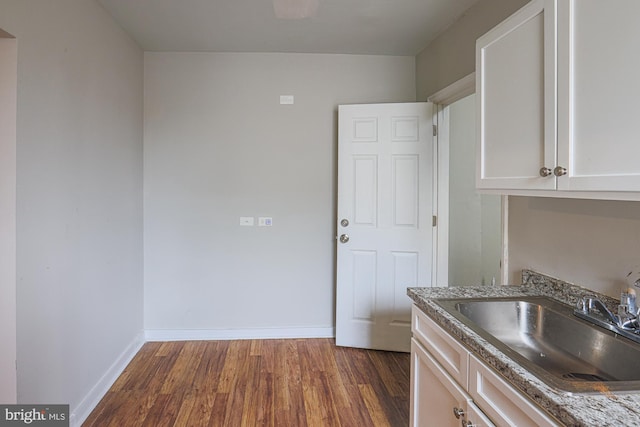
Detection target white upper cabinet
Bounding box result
[477,0,557,191]
[477,0,640,197]
[557,0,640,192]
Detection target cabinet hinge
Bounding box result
[433,125,438,137]
[432,216,437,227]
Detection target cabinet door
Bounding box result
[557,0,640,191]
[477,0,557,190]
[468,355,560,427]
[410,339,494,427]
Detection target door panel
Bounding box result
[337,102,434,352]
[353,156,378,226]
[476,0,557,190]
[557,0,640,190]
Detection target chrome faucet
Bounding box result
[577,296,622,327]
[575,294,640,338]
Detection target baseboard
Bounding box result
[144,326,335,342]
[70,331,145,427]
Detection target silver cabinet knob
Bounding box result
[453,407,465,419]
[340,218,349,227]
[553,166,567,176]
[539,167,553,177]
[339,234,349,244]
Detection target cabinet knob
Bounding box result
[453,407,465,419]
[539,167,553,177]
[553,166,567,177]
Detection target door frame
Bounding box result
[428,73,510,286]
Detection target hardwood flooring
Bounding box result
[83,339,411,427]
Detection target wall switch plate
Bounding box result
[240,217,254,226]
[258,217,273,227]
[279,95,294,105]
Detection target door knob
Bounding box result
[339,234,349,243]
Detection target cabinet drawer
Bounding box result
[411,305,469,388]
[469,355,560,427]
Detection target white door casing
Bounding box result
[336,102,435,352]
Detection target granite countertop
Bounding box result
[407,270,640,427]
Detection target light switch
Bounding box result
[258,217,273,227]
[280,95,294,105]
[240,217,254,226]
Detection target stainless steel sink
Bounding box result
[435,296,640,393]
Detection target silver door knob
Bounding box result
[339,234,349,243]
[553,166,567,176]
[539,167,553,177]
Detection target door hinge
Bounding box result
[432,125,437,137]
[432,216,437,227]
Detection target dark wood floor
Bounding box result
[83,339,410,426]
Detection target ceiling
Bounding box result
[97,0,479,56]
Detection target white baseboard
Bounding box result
[70,331,145,427]
[144,326,335,342]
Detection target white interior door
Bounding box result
[336,102,434,352]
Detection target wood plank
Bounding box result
[159,341,207,395]
[359,383,392,427]
[238,350,262,426]
[184,391,216,427]
[220,341,251,426]
[207,393,229,427]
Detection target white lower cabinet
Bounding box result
[411,338,494,427]
[410,305,560,427]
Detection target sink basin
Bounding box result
[435,296,640,393]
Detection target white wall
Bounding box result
[0,34,17,404]
[448,94,501,286]
[416,0,528,100]
[144,52,416,335]
[0,0,144,422]
[508,197,640,297]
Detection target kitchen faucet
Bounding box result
[575,294,640,343]
[577,296,622,327]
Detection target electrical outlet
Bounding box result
[258,217,273,227]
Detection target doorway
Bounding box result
[448,94,502,285]
[430,74,506,287]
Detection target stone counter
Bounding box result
[407,270,640,427]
